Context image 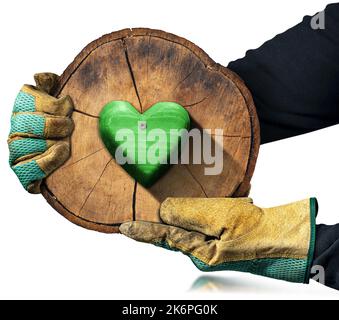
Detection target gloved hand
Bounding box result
[120,197,317,283]
[8,73,74,193]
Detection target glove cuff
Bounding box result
[189,198,317,284]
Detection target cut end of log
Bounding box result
[42,28,260,233]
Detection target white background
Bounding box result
[1,0,339,300]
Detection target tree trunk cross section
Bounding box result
[41,28,260,233]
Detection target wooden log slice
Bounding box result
[41,28,260,233]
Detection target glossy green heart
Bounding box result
[99,101,190,187]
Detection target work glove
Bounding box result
[8,73,74,193]
[120,197,317,283]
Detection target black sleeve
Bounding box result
[312,224,339,290]
[228,3,339,144]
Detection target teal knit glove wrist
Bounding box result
[8,73,74,193]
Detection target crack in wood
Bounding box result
[107,170,116,217]
[42,184,123,227]
[121,38,143,112]
[184,165,208,197]
[79,158,113,214]
[145,35,151,106]
[74,109,99,118]
[183,95,210,108]
[121,38,145,220]
[209,133,252,138]
[60,148,106,170]
[132,181,137,221]
[172,62,199,94]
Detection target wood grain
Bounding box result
[41,28,260,233]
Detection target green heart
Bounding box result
[99,101,190,187]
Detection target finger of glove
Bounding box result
[34,73,59,94]
[13,85,73,116]
[27,180,43,194]
[119,221,208,254]
[160,197,256,238]
[8,137,57,166]
[11,141,70,193]
[10,113,74,139]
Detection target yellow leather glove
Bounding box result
[8,73,74,193]
[120,197,317,283]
